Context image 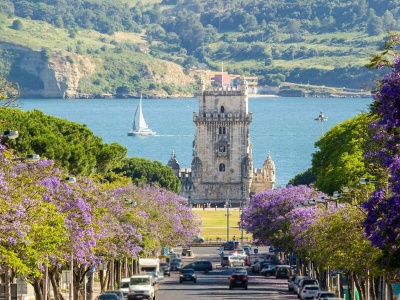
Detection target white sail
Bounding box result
[137,96,149,130]
[127,94,156,136]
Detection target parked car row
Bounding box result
[288,274,343,300]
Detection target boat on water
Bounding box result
[127,95,156,136]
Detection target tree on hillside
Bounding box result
[0,77,20,107]
[113,157,182,194]
[12,19,23,30]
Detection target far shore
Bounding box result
[249,94,280,98]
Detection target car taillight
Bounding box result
[230,277,235,281]
[243,277,248,281]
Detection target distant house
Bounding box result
[139,45,149,54]
[231,75,258,87]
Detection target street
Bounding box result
[156,246,298,299]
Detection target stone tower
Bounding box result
[190,78,253,206]
[250,152,276,195]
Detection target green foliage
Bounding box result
[113,157,181,194]
[288,168,316,186]
[0,0,396,94]
[0,107,127,176]
[11,19,22,30]
[0,77,19,106]
[302,206,382,274]
[311,113,376,195]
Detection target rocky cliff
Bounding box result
[0,42,97,98]
[0,42,196,99]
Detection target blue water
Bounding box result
[20,96,372,187]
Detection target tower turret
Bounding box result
[167,151,180,176]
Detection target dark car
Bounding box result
[170,258,184,271]
[223,241,235,250]
[229,273,248,290]
[103,290,124,300]
[183,260,213,272]
[179,268,197,283]
[276,266,291,279]
[98,294,119,300]
[160,262,171,277]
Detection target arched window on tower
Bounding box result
[221,106,225,113]
[219,127,226,134]
[219,163,225,172]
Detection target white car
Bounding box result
[299,285,320,300]
[293,276,308,294]
[313,291,336,300]
[229,256,245,267]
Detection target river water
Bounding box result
[20,96,372,187]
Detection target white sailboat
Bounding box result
[127,95,156,136]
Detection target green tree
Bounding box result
[12,19,23,30]
[0,77,19,107]
[113,157,181,194]
[311,113,376,195]
[288,168,315,186]
[0,108,127,176]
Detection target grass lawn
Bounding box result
[192,208,252,243]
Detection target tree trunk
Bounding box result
[353,273,364,300]
[33,279,44,300]
[49,267,64,300]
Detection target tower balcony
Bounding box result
[193,112,252,123]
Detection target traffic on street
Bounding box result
[156,246,298,300]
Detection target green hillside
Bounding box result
[0,0,398,97]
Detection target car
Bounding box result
[293,276,309,294]
[242,245,251,256]
[160,262,171,277]
[229,273,248,290]
[103,290,124,300]
[260,264,276,276]
[183,260,213,272]
[179,268,197,283]
[229,256,245,267]
[232,267,248,275]
[288,275,296,291]
[313,291,336,300]
[254,260,271,274]
[170,258,184,271]
[192,236,205,243]
[299,285,320,300]
[128,275,156,300]
[297,279,319,297]
[118,278,130,298]
[223,241,235,250]
[98,294,119,300]
[276,266,291,279]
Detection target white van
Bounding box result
[118,278,130,298]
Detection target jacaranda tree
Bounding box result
[362,32,400,270]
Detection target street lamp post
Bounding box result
[226,198,231,242]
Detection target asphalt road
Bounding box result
[156,246,299,300]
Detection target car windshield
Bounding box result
[129,278,150,285]
[305,286,319,290]
[119,282,129,288]
[182,269,194,274]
